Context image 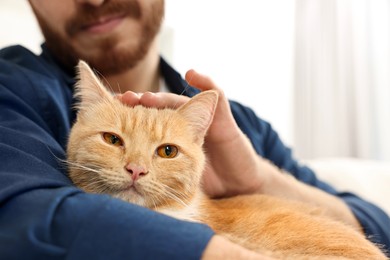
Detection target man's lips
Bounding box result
[82,14,126,34]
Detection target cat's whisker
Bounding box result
[94,69,117,94]
[78,176,109,193]
[100,169,135,191]
[140,181,173,208]
[173,71,194,109]
[148,180,190,208]
[148,190,160,210]
[44,146,69,172]
[66,162,126,194]
[81,177,106,190]
[66,160,100,174]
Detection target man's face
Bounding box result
[28,0,164,75]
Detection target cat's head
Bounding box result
[67,61,218,210]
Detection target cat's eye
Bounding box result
[102,132,124,147]
[156,144,178,158]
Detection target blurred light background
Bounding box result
[1,0,389,161]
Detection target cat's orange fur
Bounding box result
[67,61,387,259]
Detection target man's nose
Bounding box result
[75,0,106,7]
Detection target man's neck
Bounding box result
[104,40,161,94]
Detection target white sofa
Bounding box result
[305,157,390,216]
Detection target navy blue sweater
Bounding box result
[0,45,389,259]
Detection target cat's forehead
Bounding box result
[123,106,188,134]
[89,102,188,136]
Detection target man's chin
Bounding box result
[81,52,139,75]
[81,43,149,75]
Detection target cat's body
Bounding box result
[67,61,387,259]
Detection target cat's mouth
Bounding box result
[105,180,143,198]
[122,182,143,196]
[127,184,140,193]
[110,182,147,206]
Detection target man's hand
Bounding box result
[184,70,267,198]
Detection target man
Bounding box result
[0,0,388,259]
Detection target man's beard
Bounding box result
[32,0,164,75]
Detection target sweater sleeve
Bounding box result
[0,58,214,259]
[230,100,390,254]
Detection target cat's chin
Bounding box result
[126,185,142,196]
[113,188,148,207]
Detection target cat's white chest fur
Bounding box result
[157,192,203,223]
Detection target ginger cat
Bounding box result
[67,61,387,259]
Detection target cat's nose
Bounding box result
[125,163,148,181]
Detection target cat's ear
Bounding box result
[74,60,113,110]
[178,90,218,143]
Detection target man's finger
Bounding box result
[118,91,141,107]
[140,92,190,109]
[186,69,231,114]
[185,69,220,92]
